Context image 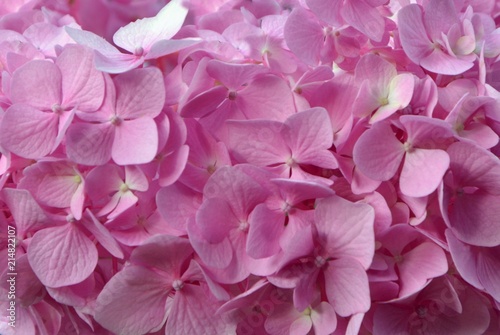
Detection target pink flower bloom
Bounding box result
[95,235,235,335]
[353,115,454,197]
[0,44,104,159]
[66,67,165,165]
[65,0,200,73]
[270,195,375,318]
[398,0,478,75]
[440,141,500,247]
[372,275,491,335]
[227,108,337,184]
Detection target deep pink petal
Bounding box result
[448,191,500,247]
[398,242,448,298]
[65,122,114,166]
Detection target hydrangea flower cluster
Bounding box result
[0,0,499,334]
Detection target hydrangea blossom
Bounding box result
[0,0,499,334]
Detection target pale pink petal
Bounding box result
[324,258,371,317]
[28,224,98,287]
[114,67,165,119]
[400,148,450,197]
[397,4,433,65]
[423,0,459,41]
[146,38,201,59]
[420,48,474,75]
[56,44,105,111]
[84,209,124,259]
[0,104,58,158]
[112,0,188,52]
[10,60,61,109]
[205,60,268,90]
[94,52,144,74]
[353,122,405,181]
[342,0,384,42]
[237,75,295,121]
[315,196,375,268]
[446,230,483,290]
[311,302,337,335]
[112,118,158,165]
[65,26,121,57]
[284,8,324,66]
[1,188,49,237]
[370,73,414,123]
[95,265,171,335]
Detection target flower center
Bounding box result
[172,279,184,291]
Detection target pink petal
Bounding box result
[147,38,201,59]
[226,119,288,166]
[167,284,236,335]
[247,204,285,258]
[397,5,433,65]
[447,141,500,194]
[112,117,158,165]
[0,104,58,158]
[28,224,98,287]
[282,108,336,168]
[311,302,337,335]
[476,246,500,301]
[65,122,114,166]
[423,0,459,41]
[420,48,474,75]
[196,198,237,244]
[112,0,189,52]
[156,182,202,234]
[342,0,384,42]
[398,242,448,298]
[315,195,375,268]
[65,26,121,57]
[370,73,414,124]
[114,67,165,119]
[448,191,500,247]
[95,265,171,335]
[130,235,193,275]
[353,122,405,181]
[446,230,483,290]
[158,145,189,187]
[400,148,450,197]
[1,188,49,237]
[84,209,124,259]
[56,44,105,111]
[284,8,325,66]
[179,86,228,118]
[10,60,62,109]
[206,60,268,90]
[237,75,295,121]
[324,258,371,317]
